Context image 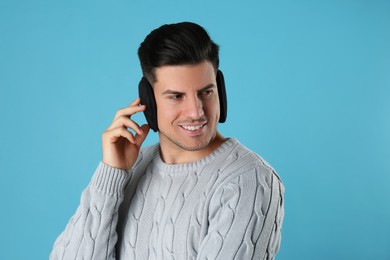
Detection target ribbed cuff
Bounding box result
[88,162,132,197]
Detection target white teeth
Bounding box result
[182,125,203,131]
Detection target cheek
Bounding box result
[157,103,178,125]
[206,98,220,117]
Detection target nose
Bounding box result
[185,95,204,120]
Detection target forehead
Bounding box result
[154,61,216,92]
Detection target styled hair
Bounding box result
[138,22,220,83]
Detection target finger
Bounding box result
[103,127,136,144]
[108,116,143,135]
[113,104,146,120]
[129,97,141,106]
[135,124,150,146]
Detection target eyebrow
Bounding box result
[161,83,216,95]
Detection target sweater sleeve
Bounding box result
[50,162,132,260]
[196,167,285,260]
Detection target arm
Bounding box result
[197,168,284,260]
[51,98,150,259]
[50,163,130,260]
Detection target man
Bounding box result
[51,22,284,260]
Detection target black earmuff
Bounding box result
[138,69,227,132]
[216,70,227,123]
[138,77,158,132]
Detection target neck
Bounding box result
[159,132,226,164]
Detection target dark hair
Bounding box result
[138,22,220,83]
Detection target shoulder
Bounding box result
[212,138,285,209]
[208,139,284,208]
[218,139,282,185]
[127,144,159,176]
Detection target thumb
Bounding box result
[135,124,150,147]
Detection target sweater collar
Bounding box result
[150,138,238,174]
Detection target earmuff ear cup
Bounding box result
[216,70,227,123]
[138,77,158,132]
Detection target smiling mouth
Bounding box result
[180,122,207,131]
[181,125,203,131]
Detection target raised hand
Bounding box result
[102,98,150,170]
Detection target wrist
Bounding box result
[89,162,132,196]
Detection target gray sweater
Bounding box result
[51,138,284,260]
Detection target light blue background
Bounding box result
[1,0,389,259]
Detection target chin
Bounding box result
[179,139,211,151]
[159,130,216,152]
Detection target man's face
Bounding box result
[153,61,221,153]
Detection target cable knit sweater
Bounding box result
[51,138,284,260]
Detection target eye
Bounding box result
[169,94,183,101]
[200,89,214,98]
